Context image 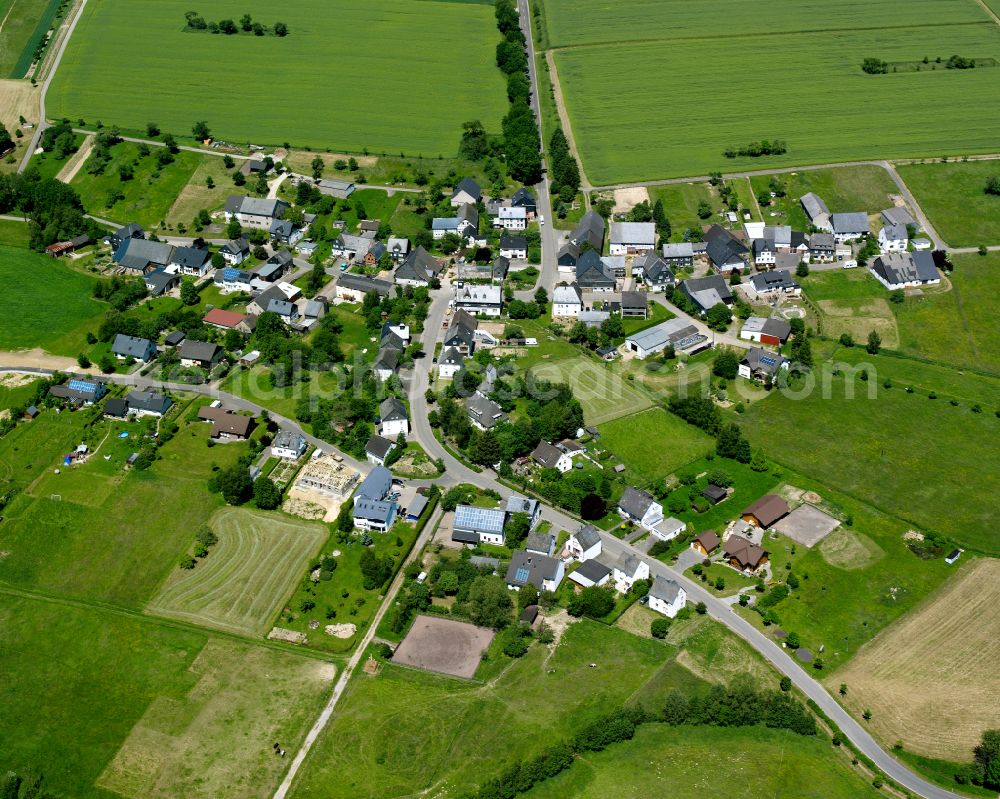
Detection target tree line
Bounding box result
[184,11,287,36]
[723,139,787,159]
[0,171,99,251]
[548,127,580,205]
[463,675,815,799]
[493,0,542,184]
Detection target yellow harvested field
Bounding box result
[0,78,37,129]
[833,558,1000,759]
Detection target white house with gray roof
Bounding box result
[609,222,656,255]
[111,334,156,362]
[612,551,649,593]
[379,397,409,438]
[271,429,307,459]
[624,318,700,359]
[870,252,940,290]
[648,576,686,617]
[831,212,870,243]
[618,487,664,531]
[552,284,583,318]
[224,196,289,230]
[565,525,602,562]
[878,222,908,253]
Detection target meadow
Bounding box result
[47,0,508,156]
[544,0,1000,183]
[802,268,901,349]
[0,411,250,608]
[71,141,205,228]
[897,160,1000,247]
[0,592,334,799]
[740,351,1000,553]
[0,0,61,77]
[147,507,327,637]
[0,244,106,354]
[521,724,882,798]
[835,558,1000,761]
[596,407,712,486]
[648,182,719,240]
[528,356,654,425]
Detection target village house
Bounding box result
[379,396,409,438]
[636,252,676,291]
[704,224,750,274]
[565,524,602,561]
[552,284,584,318]
[179,340,222,370]
[742,494,791,529]
[831,212,870,243]
[49,378,107,407]
[569,210,606,251]
[494,205,527,230]
[800,192,832,231]
[680,274,734,313]
[450,177,481,207]
[363,241,387,268]
[808,232,835,262]
[531,441,573,473]
[691,530,721,557]
[113,238,173,275]
[870,251,940,290]
[395,246,443,287]
[432,204,478,239]
[452,504,507,546]
[454,284,503,317]
[660,242,694,269]
[444,310,478,354]
[647,576,686,618]
[224,196,290,230]
[387,237,410,263]
[612,552,649,593]
[512,187,536,218]
[505,550,565,592]
[740,316,791,346]
[372,348,400,383]
[881,206,916,229]
[610,222,656,255]
[506,494,542,530]
[568,557,612,589]
[621,291,648,319]
[144,270,180,297]
[352,465,396,533]
[650,516,686,542]
[365,434,397,467]
[878,222,908,253]
[271,429,307,459]
[724,534,768,572]
[336,273,393,302]
[169,245,212,277]
[108,222,144,252]
[111,334,156,362]
[466,392,507,431]
[618,486,664,531]
[739,347,790,381]
[125,390,173,418]
[331,233,371,262]
[220,237,250,265]
[575,250,616,292]
[202,308,250,333]
[197,405,255,440]
[526,532,556,556]
[437,347,465,379]
[499,233,528,260]
[743,269,800,301]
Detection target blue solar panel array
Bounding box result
[515,567,531,583]
[223,267,240,280]
[68,379,96,393]
[454,504,506,535]
[760,355,777,367]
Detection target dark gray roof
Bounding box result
[452,177,481,201]
[125,390,172,414]
[337,273,393,297]
[570,210,606,250]
[499,233,527,250]
[144,270,178,296]
[704,225,749,268]
[681,274,733,311]
[111,333,153,358]
[741,346,789,375]
[621,291,647,311]
[222,237,250,256]
[353,498,396,524]
[749,269,798,292]
[505,550,561,589]
[619,486,656,519]
[531,441,565,469]
[573,558,612,583]
[180,340,221,364]
[440,346,465,367]
[800,192,830,221]
[103,397,128,417]
[170,246,210,269]
[395,246,442,284]
[379,396,407,422]
[575,249,615,288]
[511,187,536,208]
[831,212,870,235]
[114,238,173,270]
[871,252,939,285]
[373,348,400,372]
[365,434,396,460]
[525,532,555,554]
[649,575,682,604]
[808,232,834,250]
[164,330,185,346]
[356,465,392,500]
[574,524,601,550]
[881,206,916,228]
[466,393,507,429]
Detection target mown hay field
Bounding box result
[834,558,1000,760]
[529,356,654,425]
[47,0,507,155]
[147,507,327,637]
[543,0,1000,182]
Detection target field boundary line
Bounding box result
[972,0,1000,26]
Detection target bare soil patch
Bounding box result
[774,504,840,547]
[392,615,495,679]
[834,558,1000,759]
[612,186,649,214]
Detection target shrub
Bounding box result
[651,618,671,638]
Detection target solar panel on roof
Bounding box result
[223,267,239,279]
[68,379,94,392]
[515,567,530,583]
[760,355,777,367]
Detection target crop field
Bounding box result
[291,621,688,799]
[596,407,711,485]
[48,0,507,156]
[521,724,882,799]
[835,558,1000,760]
[0,244,106,354]
[528,356,654,425]
[0,0,61,77]
[542,0,1000,183]
[147,507,326,637]
[71,141,204,228]
[749,165,899,230]
[0,415,252,608]
[897,160,1000,247]
[0,592,333,799]
[740,351,1000,554]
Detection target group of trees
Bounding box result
[1,770,58,799]
[626,197,672,240]
[494,0,542,183]
[861,57,889,74]
[0,171,99,251]
[184,11,287,36]
[723,139,787,159]
[548,127,580,204]
[0,122,14,154]
[40,119,77,160]
[985,175,1000,196]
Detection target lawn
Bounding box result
[70,140,203,228]
[147,506,327,637]
[0,217,29,246]
[0,374,39,411]
[649,183,718,241]
[897,159,1000,247]
[163,154,240,227]
[0,244,106,354]
[835,557,1000,761]
[0,0,62,76]
[545,0,1000,183]
[750,165,899,230]
[893,253,1000,375]
[802,268,900,349]
[0,592,334,799]
[27,132,87,180]
[740,350,1000,553]
[596,407,712,486]
[290,620,691,799]
[221,365,351,420]
[0,414,252,608]
[48,0,508,156]
[528,355,655,425]
[520,724,882,799]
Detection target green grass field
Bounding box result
[147,507,327,637]
[649,182,719,240]
[528,356,655,425]
[803,268,900,349]
[71,141,204,228]
[0,0,62,77]
[597,407,711,485]
[0,217,30,246]
[0,591,334,799]
[163,154,238,226]
[897,160,1000,247]
[521,724,882,798]
[0,244,106,354]
[740,350,1000,553]
[544,0,1000,182]
[750,166,899,230]
[48,0,507,156]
